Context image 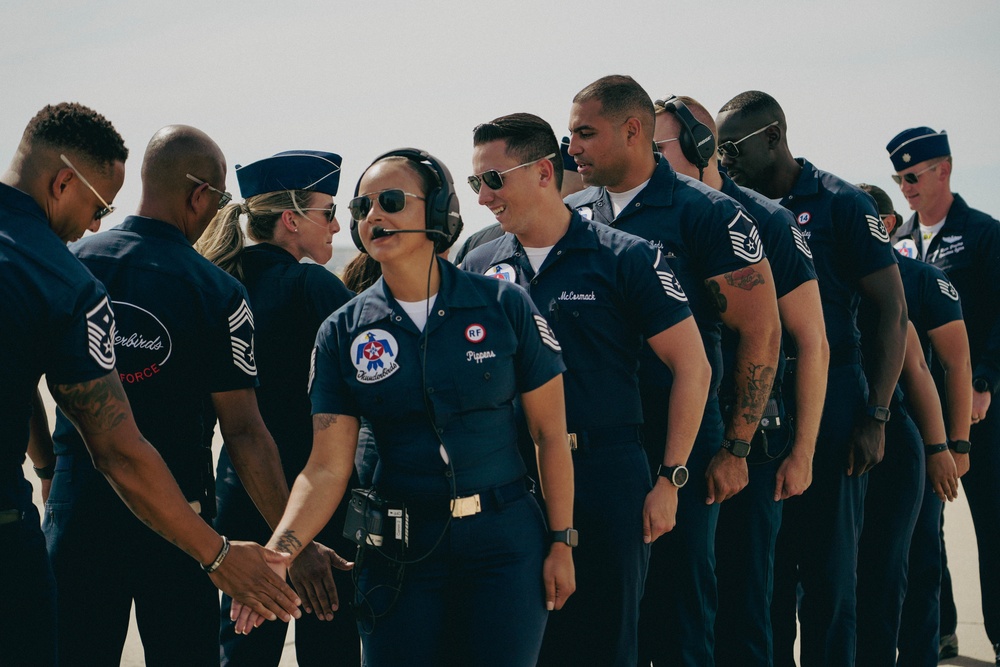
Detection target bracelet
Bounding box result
[924,443,949,456]
[32,464,56,480]
[202,535,230,574]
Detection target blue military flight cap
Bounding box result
[560,137,578,173]
[236,150,342,198]
[886,127,950,172]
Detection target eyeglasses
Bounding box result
[270,204,338,223]
[716,121,779,159]
[655,138,679,148]
[60,154,116,220]
[891,163,940,186]
[186,174,233,209]
[467,153,557,194]
[348,189,425,222]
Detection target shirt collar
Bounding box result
[118,215,194,247]
[786,158,820,198]
[0,182,49,226]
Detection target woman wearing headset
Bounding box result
[196,150,359,666]
[236,149,575,667]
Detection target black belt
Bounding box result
[568,425,642,451]
[389,477,530,518]
[0,509,24,526]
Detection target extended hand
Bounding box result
[542,545,575,611]
[289,541,354,620]
[210,542,299,635]
[926,451,959,502]
[642,480,679,543]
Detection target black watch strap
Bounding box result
[924,443,949,456]
[551,528,579,548]
[720,438,751,458]
[948,439,971,454]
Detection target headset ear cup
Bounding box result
[350,217,367,254]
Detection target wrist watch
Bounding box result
[973,377,990,394]
[865,405,891,423]
[551,528,579,548]
[948,439,972,454]
[720,438,751,458]
[656,464,689,488]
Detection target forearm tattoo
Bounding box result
[312,413,339,432]
[50,374,129,433]
[724,267,765,291]
[739,362,776,425]
[275,529,303,555]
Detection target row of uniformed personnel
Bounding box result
[2,72,997,667]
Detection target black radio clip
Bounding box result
[343,488,409,556]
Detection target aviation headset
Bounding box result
[350,148,462,254]
[656,95,716,179]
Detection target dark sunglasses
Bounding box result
[286,204,337,223]
[186,174,233,210]
[716,121,779,159]
[349,189,425,222]
[60,154,116,220]
[467,153,556,194]
[891,163,939,185]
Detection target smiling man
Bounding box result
[887,127,1000,664]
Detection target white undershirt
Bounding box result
[607,179,650,218]
[918,217,946,259]
[523,245,554,273]
[396,294,438,331]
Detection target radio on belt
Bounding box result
[343,488,408,555]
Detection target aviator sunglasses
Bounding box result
[349,189,425,222]
[186,174,233,209]
[60,154,116,220]
[716,121,779,159]
[467,153,556,194]
[891,162,940,186]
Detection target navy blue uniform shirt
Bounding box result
[778,159,897,355]
[565,155,763,397]
[894,194,1000,392]
[52,216,259,499]
[462,211,692,432]
[896,251,963,365]
[718,173,817,397]
[309,258,564,497]
[239,243,353,479]
[0,183,116,510]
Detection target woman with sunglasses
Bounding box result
[195,150,360,667]
[238,150,575,667]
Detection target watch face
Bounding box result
[672,466,689,488]
[951,440,972,454]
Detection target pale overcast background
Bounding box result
[3,0,998,257]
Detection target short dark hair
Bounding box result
[22,102,128,168]
[573,75,655,137]
[718,91,785,127]
[472,113,563,189]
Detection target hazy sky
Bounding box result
[4,0,998,249]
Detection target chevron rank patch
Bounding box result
[86,296,117,370]
[228,299,257,376]
[937,278,959,301]
[533,314,561,352]
[790,225,813,259]
[728,211,764,263]
[867,214,890,243]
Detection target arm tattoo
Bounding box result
[706,279,728,313]
[49,374,129,434]
[724,267,766,291]
[313,413,339,432]
[739,363,776,425]
[275,529,303,555]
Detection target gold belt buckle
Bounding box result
[568,433,578,451]
[450,494,481,518]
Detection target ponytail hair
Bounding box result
[196,189,316,279]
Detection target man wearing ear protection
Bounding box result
[564,76,782,666]
[653,94,826,667]
[716,91,907,666]
[886,127,1000,665]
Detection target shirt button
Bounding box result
[531,279,538,286]
[444,469,453,477]
[437,427,445,434]
[483,372,491,380]
[437,310,445,316]
[394,315,402,322]
[635,202,641,207]
[556,250,563,256]
[427,387,434,394]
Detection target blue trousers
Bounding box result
[714,430,789,667]
[638,396,725,666]
[358,488,548,667]
[856,405,923,666]
[44,455,218,667]
[772,363,868,667]
[540,441,651,667]
[214,452,360,667]
[0,473,57,667]
[897,481,944,666]
[939,400,1000,645]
